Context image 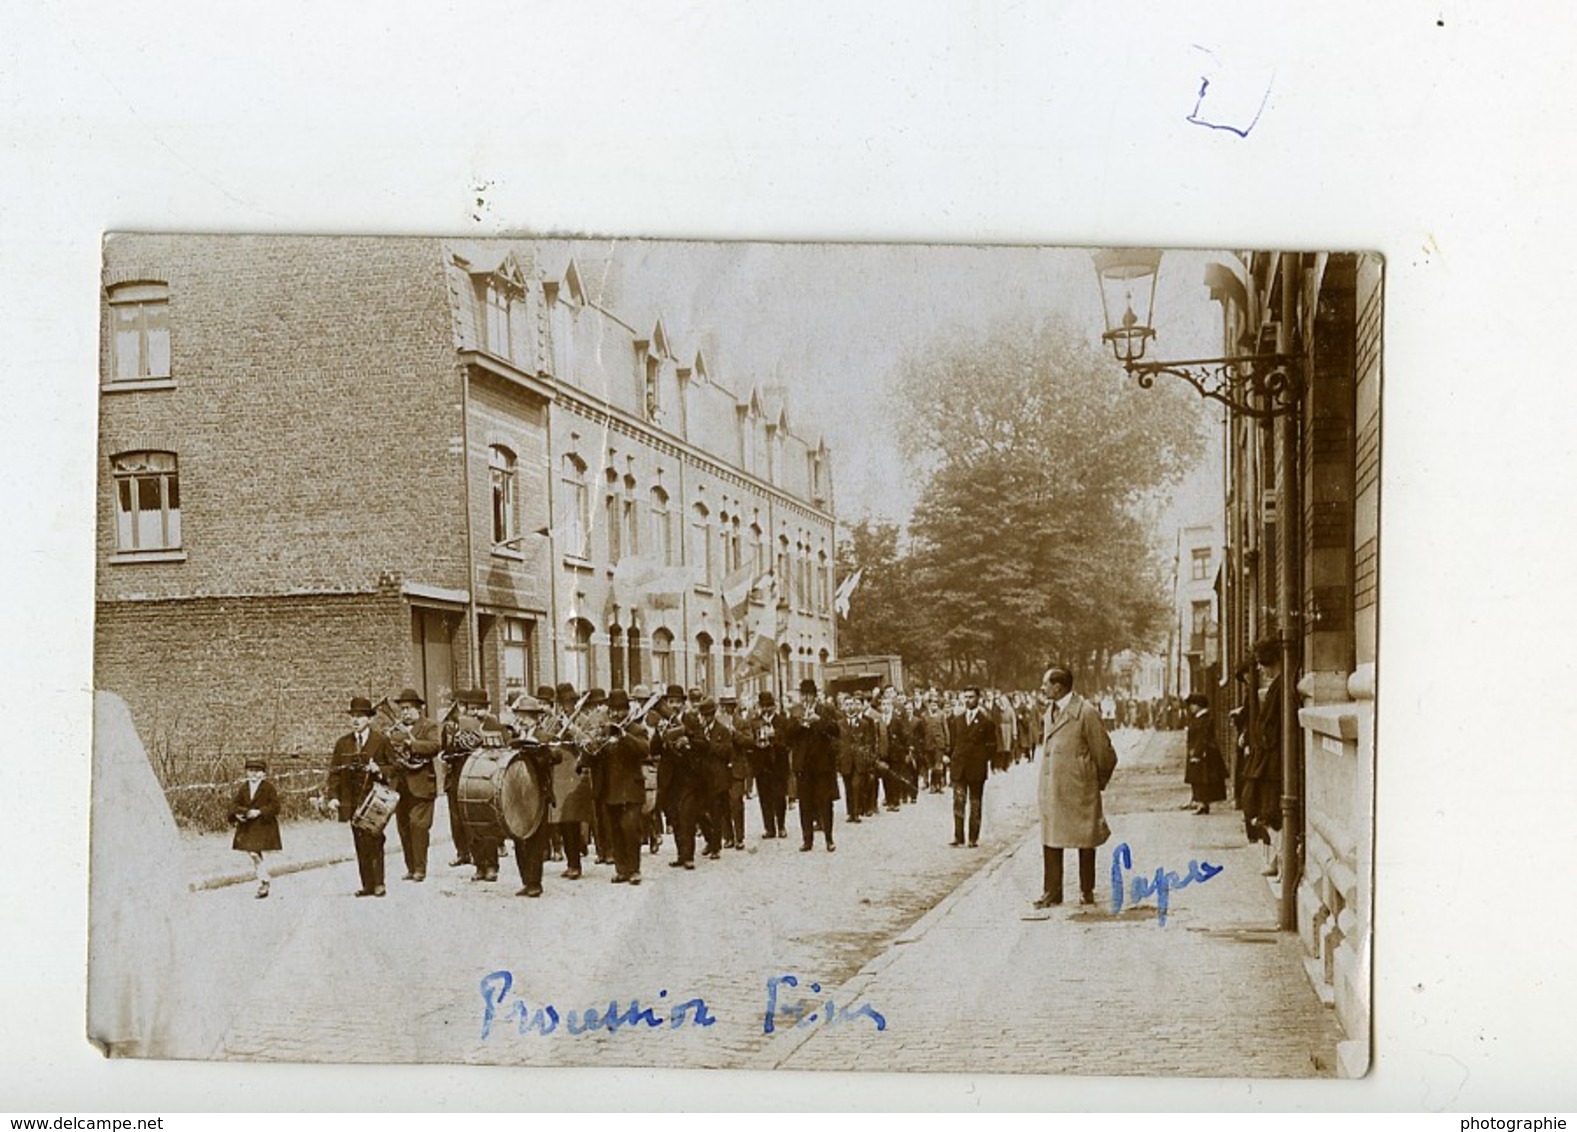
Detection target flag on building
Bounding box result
[834,568,864,619]
[642,563,695,611]
[735,626,779,683]
[722,562,757,622]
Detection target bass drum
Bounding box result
[456,746,547,841]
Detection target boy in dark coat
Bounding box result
[231,756,281,898]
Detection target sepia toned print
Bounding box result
[89,236,1375,1076]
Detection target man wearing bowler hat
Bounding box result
[389,687,442,882]
[327,697,396,897]
[747,690,790,838]
[785,678,840,852]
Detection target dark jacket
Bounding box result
[326,729,396,819]
[600,728,651,808]
[948,709,998,787]
[786,700,841,803]
[230,778,282,852]
[387,716,443,799]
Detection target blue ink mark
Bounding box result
[1185,49,1273,138]
[480,969,512,1040]
[1110,842,1223,926]
[480,970,709,1039]
[764,974,887,1035]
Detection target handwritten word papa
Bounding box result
[1109,841,1223,926]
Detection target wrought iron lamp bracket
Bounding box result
[1123,354,1304,420]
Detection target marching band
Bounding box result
[326,679,1054,899]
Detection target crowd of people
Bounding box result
[298,679,1089,900]
[226,663,1284,906]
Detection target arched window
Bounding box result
[691,503,713,587]
[751,522,765,576]
[111,451,181,551]
[729,516,743,573]
[564,617,595,690]
[622,478,640,560]
[777,534,790,599]
[489,445,518,545]
[608,621,626,690]
[652,628,675,685]
[626,626,643,688]
[560,455,590,559]
[108,282,170,382]
[695,632,714,694]
[605,471,623,564]
[817,549,830,611]
[650,487,674,565]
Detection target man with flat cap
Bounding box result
[1035,665,1118,907]
[785,678,840,852]
[327,697,396,897]
[388,687,443,882]
[948,687,998,848]
[747,690,790,838]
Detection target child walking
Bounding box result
[231,757,282,898]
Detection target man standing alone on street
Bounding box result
[947,687,997,848]
[1035,666,1118,908]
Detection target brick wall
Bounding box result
[97,235,468,603]
[95,592,411,777]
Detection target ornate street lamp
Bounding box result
[1092,248,1303,420]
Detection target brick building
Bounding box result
[95,236,836,768]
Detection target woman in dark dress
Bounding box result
[231,756,282,898]
[1183,693,1228,814]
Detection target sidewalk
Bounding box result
[181,804,455,891]
[760,730,1346,1078]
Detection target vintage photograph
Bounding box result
[88,235,1378,1077]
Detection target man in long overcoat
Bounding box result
[786,678,840,852]
[1035,666,1118,907]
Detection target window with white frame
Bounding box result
[111,451,181,552]
[622,481,640,560]
[560,455,591,559]
[503,617,534,696]
[565,618,595,689]
[653,628,675,685]
[695,633,714,694]
[1191,547,1212,581]
[108,282,170,382]
[481,278,531,367]
[489,445,518,546]
[691,503,713,587]
[650,487,674,565]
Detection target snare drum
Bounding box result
[457,746,547,841]
[351,781,399,834]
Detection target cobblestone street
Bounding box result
[165,728,1338,1076]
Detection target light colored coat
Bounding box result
[1038,693,1118,848]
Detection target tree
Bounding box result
[834,518,937,676]
[895,315,1207,687]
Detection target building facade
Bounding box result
[95,236,836,767]
[1213,251,1380,1076]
